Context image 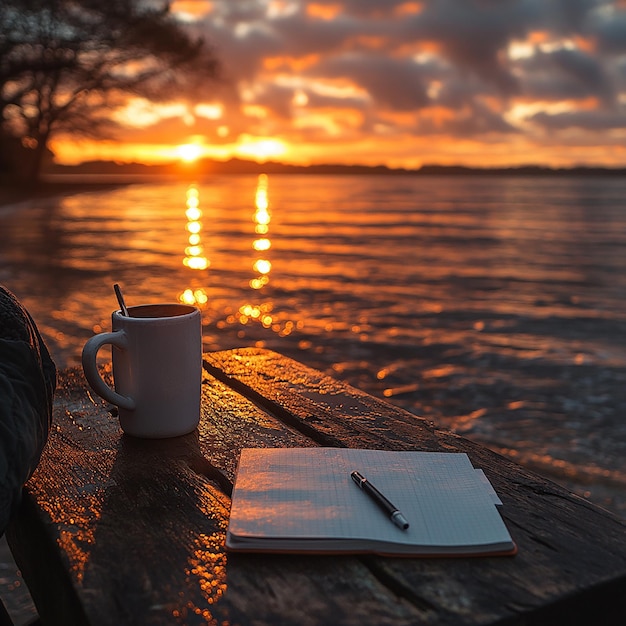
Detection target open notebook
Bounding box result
[226,448,516,557]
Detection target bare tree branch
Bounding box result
[0,0,220,183]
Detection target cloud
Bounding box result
[399,0,535,95]
[590,5,626,54]
[315,53,431,111]
[436,101,520,137]
[521,46,616,104]
[131,0,626,166]
[542,0,599,33]
[530,109,626,131]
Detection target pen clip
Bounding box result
[351,471,366,488]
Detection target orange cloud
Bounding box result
[306,4,342,20]
[263,53,321,72]
[44,1,626,171]
[575,96,602,110]
[419,106,457,129]
[393,2,424,17]
[478,95,506,113]
[171,1,214,19]
[376,110,420,128]
[573,35,597,53]
[527,30,551,44]
[349,35,388,51]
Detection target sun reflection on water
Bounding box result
[176,175,301,340]
[250,174,272,290]
[180,184,209,306]
[238,174,274,326]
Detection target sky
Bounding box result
[53,0,626,169]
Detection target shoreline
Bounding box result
[4,161,626,211]
[0,180,133,208]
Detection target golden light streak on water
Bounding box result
[180,184,210,304]
[240,174,278,328]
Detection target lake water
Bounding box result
[1,174,625,521]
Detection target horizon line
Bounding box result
[46,158,626,176]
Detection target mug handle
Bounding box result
[81,331,136,410]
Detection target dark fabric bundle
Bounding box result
[0,286,56,534]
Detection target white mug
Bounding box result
[82,303,202,438]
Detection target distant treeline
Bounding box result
[46,158,626,178]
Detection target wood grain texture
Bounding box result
[7,350,626,625]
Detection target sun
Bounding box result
[236,137,287,161]
[177,143,203,163]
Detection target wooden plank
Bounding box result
[7,367,428,625]
[203,347,626,625]
[8,352,626,625]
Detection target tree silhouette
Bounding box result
[0,0,219,183]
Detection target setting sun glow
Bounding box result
[177,143,203,163]
[46,2,626,170]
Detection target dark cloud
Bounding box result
[268,12,362,57]
[178,0,626,161]
[208,1,270,24]
[400,0,535,95]
[201,22,282,81]
[248,82,295,119]
[446,103,520,137]
[335,0,407,17]
[202,3,359,65]
[411,98,520,138]
[591,10,626,54]
[544,0,599,33]
[521,47,615,104]
[530,109,626,131]
[549,48,611,97]
[315,53,431,111]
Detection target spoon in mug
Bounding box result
[114,283,130,317]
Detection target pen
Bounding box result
[350,470,409,530]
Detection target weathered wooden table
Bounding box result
[7,348,626,625]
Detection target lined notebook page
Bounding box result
[228,448,512,549]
